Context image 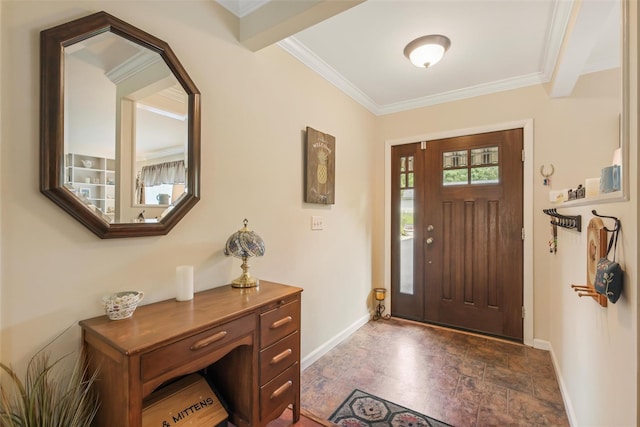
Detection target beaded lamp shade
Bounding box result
[224,219,266,288]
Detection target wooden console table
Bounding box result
[80,281,302,427]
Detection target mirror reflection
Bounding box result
[41,11,200,238]
[64,31,188,223]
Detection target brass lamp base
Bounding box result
[231,256,260,288]
[231,274,259,288]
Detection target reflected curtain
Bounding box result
[135,160,186,204]
[141,160,186,186]
[135,173,145,205]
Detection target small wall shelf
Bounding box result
[549,191,625,208]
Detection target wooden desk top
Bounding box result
[80,281,303,356]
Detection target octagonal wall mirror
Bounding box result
[41,11,201,238]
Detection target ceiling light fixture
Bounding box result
[404,34,451,68]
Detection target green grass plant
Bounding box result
[0,331,99,427]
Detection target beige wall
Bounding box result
[1,1,637,426]
[0,1,375,368]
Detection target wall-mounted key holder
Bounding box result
[542,208,582,232]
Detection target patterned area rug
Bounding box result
[328,389,452,427]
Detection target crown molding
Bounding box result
[277,37,381,114]
[279,37,551,116]
[217,0,270,18]
[278,0,577,116]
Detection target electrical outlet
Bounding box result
[311,216,324,230]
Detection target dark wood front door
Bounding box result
[391,129,524,341]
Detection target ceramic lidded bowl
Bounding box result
[103,291,144,320]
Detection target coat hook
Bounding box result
[592,210,620,232]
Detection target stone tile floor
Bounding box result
[300,318,569,426]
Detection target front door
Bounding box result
[391,129,524,341]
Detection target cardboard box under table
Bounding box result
[142,374,227,427]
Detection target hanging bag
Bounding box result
[594,217,623,303]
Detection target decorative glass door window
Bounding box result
[399,155,415,295]
[443,150,468,185]
[443,146,499,185]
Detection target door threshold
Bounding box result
[389,316,525,346]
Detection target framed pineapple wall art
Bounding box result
[305,127,335,204]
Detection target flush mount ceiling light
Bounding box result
[404,34,451,68]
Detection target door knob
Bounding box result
[427,225,434,231]
[426,237,434,245]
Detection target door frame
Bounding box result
[384,119,534,346]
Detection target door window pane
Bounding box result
[444,147,499,185]
[443,169,469,186]
[471,147,499,165]
[471,166,500,184]
[443,150,467,168]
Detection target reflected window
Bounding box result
[143,183,185,205]
[136,160,186,205]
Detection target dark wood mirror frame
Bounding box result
[40,11,201,238]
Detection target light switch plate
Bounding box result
[311,216,324,230]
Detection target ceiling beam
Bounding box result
[550,0,617,97]
[239,0,365,51]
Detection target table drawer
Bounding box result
[260,362,299,421]
[259,331,299,384]
[141,314,254,382]
[260,299,299,347]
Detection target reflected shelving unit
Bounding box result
[65,153,115,219]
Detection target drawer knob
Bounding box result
[270,348,293,365]
[270,316,293,329]
[190,331,228,350]
[270,380,293,400]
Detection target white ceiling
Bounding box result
[217,0,621,116]
[67,33,187,158]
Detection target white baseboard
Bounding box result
[533,338,551,351]
[301,313,370,371]
[544,340,577,427]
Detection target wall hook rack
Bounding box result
[571,284,607,307]
[591,210,621,233]
[542,208,581,232]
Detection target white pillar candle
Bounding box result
[176,265,194,301]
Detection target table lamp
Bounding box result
[224,219,266,288]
